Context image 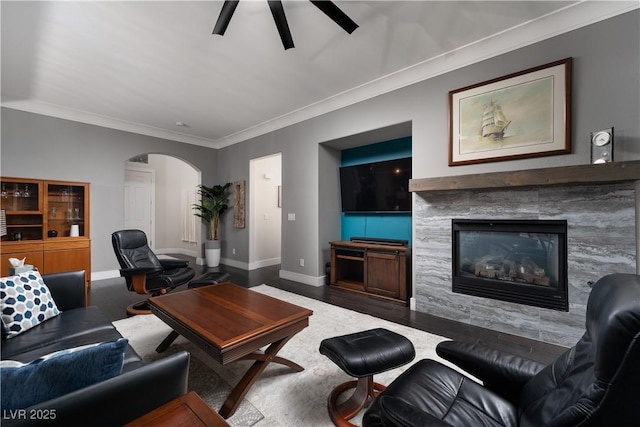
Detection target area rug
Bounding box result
[113,311,264,426]
[114,285,451,426]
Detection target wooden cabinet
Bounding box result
[0,178,43,241]
[1,177,91,291]
[0,242,44,274]
[330,240,410,304]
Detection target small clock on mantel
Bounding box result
[591,127,614,164]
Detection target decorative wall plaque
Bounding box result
[233,180,246,228]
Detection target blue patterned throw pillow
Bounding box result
[0,338,128,409]
[0,270,61,339]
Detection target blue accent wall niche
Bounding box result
[341,137,412,243]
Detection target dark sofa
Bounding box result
[1,270,190,426]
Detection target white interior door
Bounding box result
[124,166,155,249]
[249,153,282,269]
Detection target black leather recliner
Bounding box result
[363,273,640,427]
[111,229,196,315]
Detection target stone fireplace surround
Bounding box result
[411,162,640,347]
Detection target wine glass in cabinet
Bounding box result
[45,182,89,239]
[0,177,43,242]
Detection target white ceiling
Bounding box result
[1,1,637,149]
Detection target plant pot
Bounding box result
[205,240,222,267]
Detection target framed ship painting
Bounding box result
[449,58,571,166]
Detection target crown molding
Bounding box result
[1,99,219,148]
[214,1,639,148]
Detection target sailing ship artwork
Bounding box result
[480,98,511,141]
[449,58,571,166]
[452,79,556,159]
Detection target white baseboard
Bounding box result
[248,257,281,270]
[219,257,282,271]
[279,269,326,287]
[218,258,247,270]
[94,264,328,287]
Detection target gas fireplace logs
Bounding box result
[462,254,551,287]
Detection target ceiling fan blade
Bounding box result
[268,1,294,50]
[309,1,358,34]
[213,0,240,35]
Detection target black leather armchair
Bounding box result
[363,273,640,427]
[112,229,196,315]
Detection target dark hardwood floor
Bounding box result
[91,256,567,365]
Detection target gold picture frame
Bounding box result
[449,58,572,166]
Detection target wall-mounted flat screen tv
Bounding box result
[339,157,412,213]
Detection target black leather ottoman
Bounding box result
[319,328,415,426]
[187,271,231,288]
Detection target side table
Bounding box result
[125,391,229,427]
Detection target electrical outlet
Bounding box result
[299,258,304,267]
[232,248,236,255]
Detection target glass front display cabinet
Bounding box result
[1,178,43,241]
[45,183,87,239]
[1,177,91,292]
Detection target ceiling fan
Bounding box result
[212,0,359,50]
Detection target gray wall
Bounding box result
[1,11,638,290]
[409,9,640,181]
[216,97,418,283]
[217,10,640,283]
[0,110,218,275]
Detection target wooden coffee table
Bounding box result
[148,283,313,419]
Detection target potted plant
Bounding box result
[193,182,231,267]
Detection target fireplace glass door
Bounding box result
[452,219,568,311]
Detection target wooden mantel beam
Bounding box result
[409,160,640,193]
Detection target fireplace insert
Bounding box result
[452,219,568,311]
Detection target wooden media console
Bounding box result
[329,240,411,304]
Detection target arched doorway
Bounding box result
[124,154,201,258]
